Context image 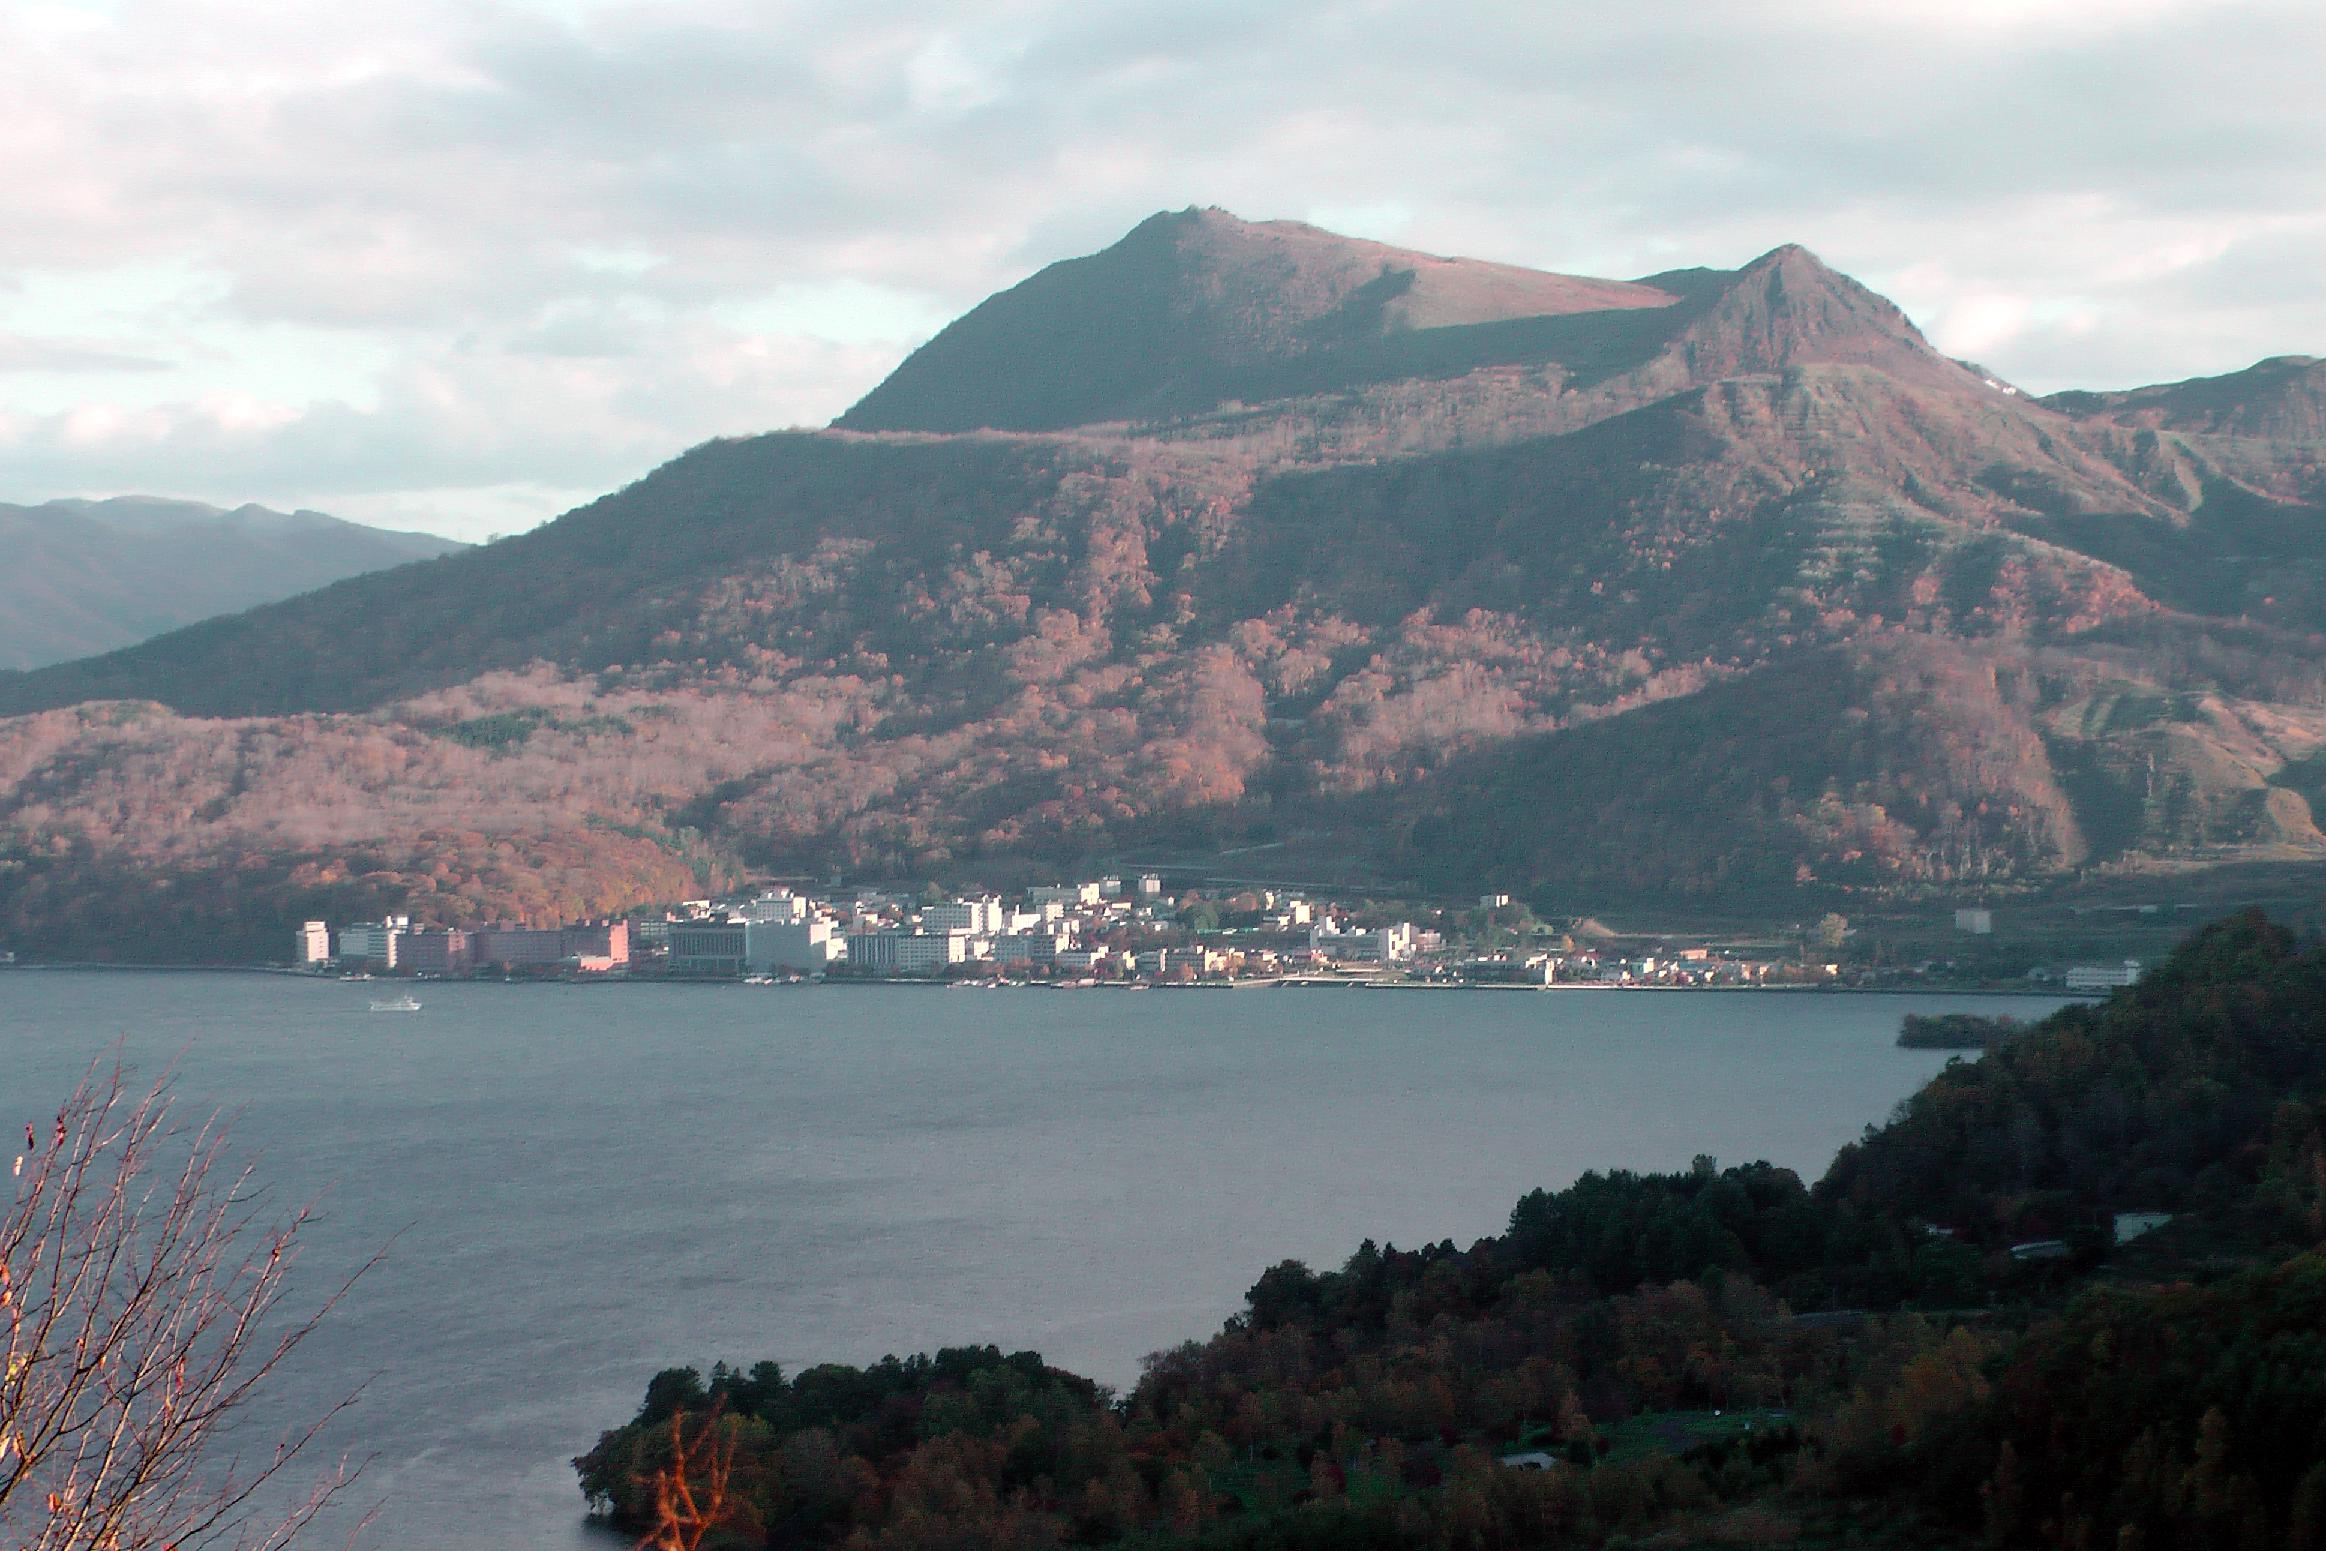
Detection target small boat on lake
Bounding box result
[369,994,422,1013]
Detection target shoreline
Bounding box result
[0,961,2096,999]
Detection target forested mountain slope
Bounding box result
[2,211,2324,957]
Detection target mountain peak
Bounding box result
[1734,243,1873,300]
[1749,245,1823,275]
[1742,241,1824,270]
[1660,241,1965,388]
[836,215,1980,435]
[836,209,1678,433]
[1729,242,1882,306]
[1125,203,1257,235]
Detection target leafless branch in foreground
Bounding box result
[640,1407,736,1551]
[1,1056,370,1551]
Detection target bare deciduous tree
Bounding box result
[1,1059,365,1551]
[639,1408,735,1551]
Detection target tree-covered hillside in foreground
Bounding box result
[577,911,2326,1550]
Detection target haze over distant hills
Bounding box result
[0,496,466,671]
[3,207,2325,959]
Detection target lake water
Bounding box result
[0,973,2063,1548]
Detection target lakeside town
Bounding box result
[291,877,2147,993]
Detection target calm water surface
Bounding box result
[0,973,2063,1549]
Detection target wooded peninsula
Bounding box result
[1895,1012,2024,1050]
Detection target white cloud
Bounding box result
[3,0,2325,536]
[1782,0,2231,37]
[1302,202,1419,244]
[903,32,1015,113]
[0,332,173,374]
[1929,295,2037,361]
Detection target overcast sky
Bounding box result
[3,0,2320,540]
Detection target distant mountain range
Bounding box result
[0,496,465,670]
[3,208,2325,959]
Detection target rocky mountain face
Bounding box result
[0,497,465,671]
[2,209,2323,958]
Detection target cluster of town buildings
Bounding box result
[306,916,633,976]
[299,877,1825,987]
[298,883,2150,991]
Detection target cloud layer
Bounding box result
[3,0,2321,537]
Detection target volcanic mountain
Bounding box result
[2,209,2323,960]
[845,209,1980,433]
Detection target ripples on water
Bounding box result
[0,973,2064,1549]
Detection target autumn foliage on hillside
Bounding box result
[5,215,2326,956]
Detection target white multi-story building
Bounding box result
[2065,959,2142,993]
[921,897,1005,935]
[746,918,847,973]
[991,931,1072,966]
[294,920,331,965]
[1055,947,1109,972]
[745,891,810,924]
[846,929,968,975]
[335,917,408,970]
